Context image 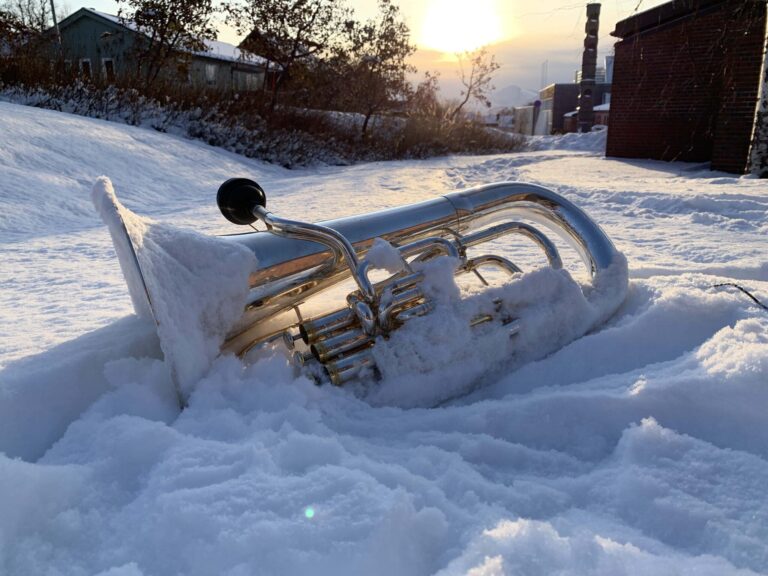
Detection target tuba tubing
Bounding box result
[219,182,621,357]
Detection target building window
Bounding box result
[79,59,91,78]
[102,58,115,82]
[205,64,216,86]
[244,72,261,91]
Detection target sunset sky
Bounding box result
[78,0,668,101]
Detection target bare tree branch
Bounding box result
[450,47,499,121]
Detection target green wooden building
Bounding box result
[54,8,267,91]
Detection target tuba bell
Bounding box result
[96,177,628,402]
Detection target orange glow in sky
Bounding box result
[418,0,509,53]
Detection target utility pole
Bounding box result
[49,0,62,53]
[578,3,600,133]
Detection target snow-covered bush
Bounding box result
[0,82,527,167]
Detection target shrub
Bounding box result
[0,70,527,167]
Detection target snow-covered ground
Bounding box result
[1,101,768,575]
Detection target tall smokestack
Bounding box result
[578,3,601,133]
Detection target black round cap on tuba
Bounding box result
[217,178,267,225]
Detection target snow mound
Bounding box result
[370,254,628,407]
[437,514,762,576]
[529,129,608,153]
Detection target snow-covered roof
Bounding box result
[78,8,267,67]
[564,103,610,118]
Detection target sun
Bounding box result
[419,0,506,54]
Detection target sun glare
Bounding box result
[419,0,506,54]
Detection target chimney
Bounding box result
[578,3,601,133]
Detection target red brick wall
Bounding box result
[606,0,766,173]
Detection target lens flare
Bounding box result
[304,507,315,519]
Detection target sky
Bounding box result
[74,0,669,102]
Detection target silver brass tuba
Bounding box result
[209,179,627,387]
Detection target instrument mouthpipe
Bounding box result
[222,195,459,286]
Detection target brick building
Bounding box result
[606,0,766,174]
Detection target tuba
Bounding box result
[98,178,628,401]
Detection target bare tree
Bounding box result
[1,2,68,79]
[117,0,217,89]
[340,0,415,135]
[749,5,768,178]
[0,0,66,32]
[226,0,344,112]
[0,8,32,59]
[450,46,499,121]
[409,70,442,119]
[1,0,49,32]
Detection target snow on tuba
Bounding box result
[94,177,628,403]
